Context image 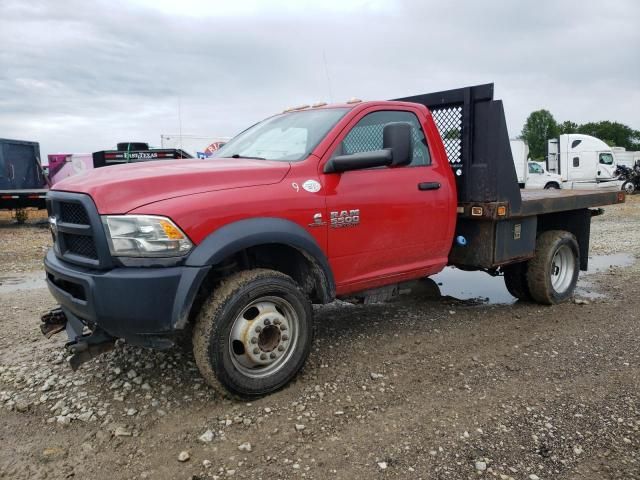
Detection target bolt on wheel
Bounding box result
[550,244,575,294]
[228,296,299,378]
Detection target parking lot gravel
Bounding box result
[0,197,638,479]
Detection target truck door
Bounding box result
[568,152,589,182]
[321,108,451,292]
[597,152,616,179]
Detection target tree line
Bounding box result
[521,110,640,160]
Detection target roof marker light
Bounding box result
[283,104,310,113]
[346,98,362,104]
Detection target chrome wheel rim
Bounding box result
[550,245,575,293]
[228,296,299,378]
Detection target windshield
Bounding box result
[213,108,349,162]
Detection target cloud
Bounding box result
[0,0,638,159]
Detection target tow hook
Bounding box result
[40,307,116,370]
[66,329,115,371]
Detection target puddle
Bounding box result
[409,253,635,305]
[0,272,47,293]
[430,268,516,305]
[584,253,635,274]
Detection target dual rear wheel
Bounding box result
[504,230,580,305]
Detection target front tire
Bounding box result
[622,181,635,195]
[527,231,580,305]
[193,269,313,398]
[544,182,560,190]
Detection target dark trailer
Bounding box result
[394,84,624,273]
[0,138,48,211]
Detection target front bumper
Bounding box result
[44,249,209,344]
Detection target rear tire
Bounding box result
[527,231,580,305]
[192,269,313,398]
[503,262,532,301]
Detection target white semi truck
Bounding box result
[546,134,622,190]
[510,139,562,189]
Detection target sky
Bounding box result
[1,0,639,160]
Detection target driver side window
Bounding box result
[528,162,543,174]
[338,111,430,166]
[599,153,614,165]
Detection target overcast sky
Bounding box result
[1,0,639,160]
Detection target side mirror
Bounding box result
[383,122,412,166]
[324,150,392,173]
[323,121,414,173]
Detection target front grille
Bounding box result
[63,233,98,259]
[60,202,90,225]
[47,192,107,267]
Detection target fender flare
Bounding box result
[185,217,335,302]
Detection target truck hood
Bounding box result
[53,158,291,213]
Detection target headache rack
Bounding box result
[394,83,522,214]
[394,84,622,270]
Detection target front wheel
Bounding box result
[527,231,580,305]
[544,182,560,190]
[193,269,313,398]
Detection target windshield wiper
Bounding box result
[226,154,266,160]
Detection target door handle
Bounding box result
[418,182,441,191]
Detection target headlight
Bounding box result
[101,215,193,257]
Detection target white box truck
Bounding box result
[546,134,623,190]
[511,139,562,189]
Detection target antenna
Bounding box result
[178,96,183,152]
[322,50,334,103]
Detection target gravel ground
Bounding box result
[0,198,639,480]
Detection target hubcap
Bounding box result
[550,245,575,293]
[228,296,298,378]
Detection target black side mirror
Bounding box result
[324,150,392,173]
[383,122,412,166]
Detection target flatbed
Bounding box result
[457,189,623,219]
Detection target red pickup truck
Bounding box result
[42,84,624,397]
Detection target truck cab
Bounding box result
[547,134,621,189]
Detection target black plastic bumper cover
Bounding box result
[44,249,210,342]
